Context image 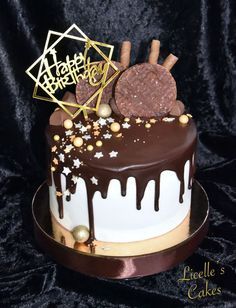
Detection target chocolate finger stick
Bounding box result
[148,39,160,64]
[120,41,131,68]
[162,53,178,71]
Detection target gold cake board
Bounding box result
[32,181,209,279]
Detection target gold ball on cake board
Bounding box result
[73,137,83,147]
[53,135,60,141]
[110,122,121,132]
[72,225,90,243]
[179,115,189,125]
[64,119,73,129]
[96,103,112,118]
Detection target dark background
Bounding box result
[0,0,235,307]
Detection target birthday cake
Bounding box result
[46,40,197,247]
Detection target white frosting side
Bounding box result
[49,160,192,242]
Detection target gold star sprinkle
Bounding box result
[53,158,58,165]
[94,131,100,136]
[150,118,157,124]
[51,146,57,152]
[135,118,142,124]
[56,191,63,197]
[70,135,76,142]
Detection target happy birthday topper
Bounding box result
[26,24,120,119]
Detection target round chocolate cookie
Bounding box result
[115,63,177,117]
[76,61,124,110]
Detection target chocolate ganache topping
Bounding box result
[48,111,197,243]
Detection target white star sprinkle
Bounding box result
[73,158,82,168]
[162,117,175,122]
[103,133,112,139]
[74,122,82,128]
[62,167,71,176]
[82,134,91,140]
[107,117,115,123]
[72,175,78,184]
[90,176,98,185]
[64,189,70,197]
[109,151,118,158]
[64,144,74,153]
[65,130,73,136]
[94,152,104,159]
[58,153,65,162]
[122,122,131,129]
[80,126,87,133]
[98,118,107,126]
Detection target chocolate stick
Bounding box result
[162,54,178,71]
[120,41,131,68]
[148,39,160,64]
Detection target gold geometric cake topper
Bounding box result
[26,24,120,119]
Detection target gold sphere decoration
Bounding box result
[124,117,130,122]
[179,114,189,125]
[72,225,90,243]
[53,134,60,141]
[73,137,83,147]
[145,123,151,129]
[110,122,121,132]
[51,166,56,172]
[64,119,73,129]
[87,145,94,151]
[96,140,103,147]
[96,103,112,118]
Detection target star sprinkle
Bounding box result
[74,122,82,128]
[72,175,78,184]
[59,153,65,162]
[109,151,118,158]
[64,144,74,153]
[103,133,112,139]
[162,117,175,122]
[150,118,157,124]
[56,191,63,197]
[94,152,104,159]
[73,158,82,168]
[90,176,98,185]
[53,158,58,165]
[62,167,71,176]
[122,122,131,129]
[80,126,87,133]
[51,146,57,152]
[94,131,100,136]
[107,117,115,123]
[82,134,91,140]
[135,118,143,124]
[65,130,73,136]
[98,118,107,126]
[64,189,70,197]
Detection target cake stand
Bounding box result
[32,181,209,279]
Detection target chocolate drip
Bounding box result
[188,155,194,189]
[120,179,127,196]
[48,115,197,242]
[136,178,149,210]
[53,172,64,219]
[154,177,160,211]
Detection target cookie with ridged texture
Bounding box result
[115,63,177,117]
